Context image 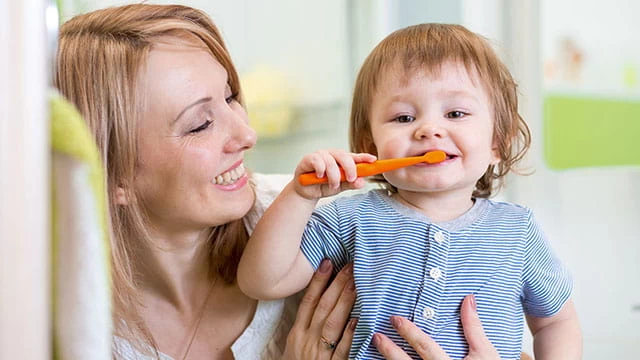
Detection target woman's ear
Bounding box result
[114,186,129,206]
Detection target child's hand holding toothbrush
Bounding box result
[293,149,377,200]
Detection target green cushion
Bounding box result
[543,94,640,169]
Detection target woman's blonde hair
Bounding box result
[349,23,531,198]
[55,4,249,356]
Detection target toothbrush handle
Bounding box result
[297,151,445,186]
[298,162,385,186]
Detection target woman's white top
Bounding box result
[115,173,298,360]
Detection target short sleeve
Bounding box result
[521,211,573,317]
[300,201,351,272]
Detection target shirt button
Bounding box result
[429,267,442,280]
[434,231,445,244]
[422,307,435,320]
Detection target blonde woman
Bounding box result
[55,4,357,359]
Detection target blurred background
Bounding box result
[2,0,639,358]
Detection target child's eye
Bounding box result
[445,111,466,119]
[189,119,213,133]
[394,115,415,123]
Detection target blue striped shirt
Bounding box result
[300,190,572,360]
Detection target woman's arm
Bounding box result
[526,299,582,360]
[283,260,357,360]
[373,295,501,360]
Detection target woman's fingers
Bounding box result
[295,259,334,329]
[307,262,355,358]
[284,260,357,360]
[331,318,357,360]
[375,295,499,360]
[389,316,449,360]
[372,332,413,360]
[460,294,498,356]
[310,263,353,331]
[318,268,355,351]
[325,273,356,330]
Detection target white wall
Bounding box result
[541,0,640,94]
[542,1,640,357]
[79,0,351,107]
[0,0,50,358]
[508,1,640,358]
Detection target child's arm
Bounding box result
[237,149,375,300]
[526,299,582,360]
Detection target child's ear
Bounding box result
[114,186,129,206]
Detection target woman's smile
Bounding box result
[212,162,247,186]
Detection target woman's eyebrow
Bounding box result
[173,97,212,124]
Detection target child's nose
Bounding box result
[414,121,444,140]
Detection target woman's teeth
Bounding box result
[213,164,245,185]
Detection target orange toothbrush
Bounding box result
[298,150,447,186]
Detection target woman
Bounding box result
[55,3,500,359]
[55,4,356,358]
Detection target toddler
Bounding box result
[238,23,581,359]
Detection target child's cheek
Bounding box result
[378,137,406,159]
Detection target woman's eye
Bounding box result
[394,115,415,123]
[446,111,466,119]
[225,92,239,104]
[189,120,212,133]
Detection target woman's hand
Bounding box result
[373,294,500,360]
[283,260,357,360]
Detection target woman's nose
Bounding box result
[225,114,257,152]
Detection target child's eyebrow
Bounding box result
[439,90,481,103]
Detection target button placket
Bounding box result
[429,267,442,281]
[413,226,449,329]
[422,306,435,319]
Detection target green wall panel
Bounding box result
[544,94,640,169]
